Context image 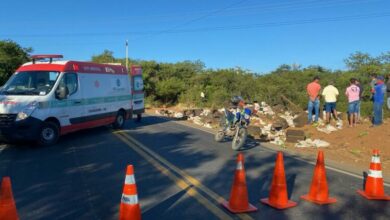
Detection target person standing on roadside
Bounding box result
[345,78,360,127]
[372,75,386,126]
[306,76,321,125]
[356,79,364,123]
[322,80,339,124]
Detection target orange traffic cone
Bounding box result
[0,177,19,220]
[260,152,297,209]
[119,165,142,220]
[301,151,337,205]
[357,149,390,200]
[222,153,257,213]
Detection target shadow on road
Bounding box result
[1,115,389,219]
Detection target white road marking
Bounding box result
[151,114,390,187]
[0,144,7,154]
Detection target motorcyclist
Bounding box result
[216,96,252,150]
[226,96,250,128]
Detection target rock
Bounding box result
[272,104,285,113]
[193,109,203,116]
[272,117,289,130]
[191,116,203,126]
[184,109,195,117]
[200,109,211,116]
[173,112,186,120]
[247,126,262,139]
[293,112,307,127]
[286,129,305,143]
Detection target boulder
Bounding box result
[286,129,305,143]
[293,112,307,127]
[193,109,203,116]
[272,117,289,130]
[247,126,262,139]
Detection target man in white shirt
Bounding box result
[322,80,339,124]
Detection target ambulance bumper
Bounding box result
[0,116,42,142]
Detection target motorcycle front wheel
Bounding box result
[232,128,247,150]
[214,130,225,142]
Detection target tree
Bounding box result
[156,78,186,104]
[91,50,116,63]
[344,52,381,75]
[0,40,32,85]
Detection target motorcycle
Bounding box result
[214,107,251,150]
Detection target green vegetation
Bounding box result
[1,40,389,117]
[0,40,32,85]
[92,50,390,117]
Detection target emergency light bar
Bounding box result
[31,54,63,64]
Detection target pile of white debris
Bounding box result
[153,101,342,148]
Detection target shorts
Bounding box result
[325,102,336,113]
[348,101,359,113]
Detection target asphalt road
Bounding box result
[0,115,389,220]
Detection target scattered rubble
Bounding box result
[295,139,330,148]
[286,129,305,143]
[153,100,344,147]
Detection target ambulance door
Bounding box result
[56,72,85,127]
[130,66,144,115]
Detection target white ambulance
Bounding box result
[0,54,144,145]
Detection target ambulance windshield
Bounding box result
[1,71,60,96]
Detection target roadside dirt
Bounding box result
[146,107,390,176]
[285,119,390,175]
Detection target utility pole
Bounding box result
[125,40,129,71]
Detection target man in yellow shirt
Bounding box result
[322,80,339,124]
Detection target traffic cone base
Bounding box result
[300,194,337,205]
[260,152,297,210]
[260,198,297,209]
[357,190,390,201]
[119,165,141,220]
[357,149,390,201]
[222,201,258,213]
[221,153,258,214]
[300,151,337,205]
[0,177,19,220]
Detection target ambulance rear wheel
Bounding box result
[38,121,60,146]
[113,111,125,129]
[135,113,142,122]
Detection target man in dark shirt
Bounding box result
[386,75,390,110]
[372,76,386,126]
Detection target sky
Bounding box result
[1,0,390,73]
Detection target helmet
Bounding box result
[231,96,244,106]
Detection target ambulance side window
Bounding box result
[59,73,78,96]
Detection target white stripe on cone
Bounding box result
[236,162,243,170]
[125,175,136,185]
[121,194,139,205]
[371,156,381,163]
[368,169,383,178]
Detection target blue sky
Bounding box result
[1,0,390,73]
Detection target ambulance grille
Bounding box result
[0,114,17,126]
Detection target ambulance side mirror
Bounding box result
[55,85,69,100]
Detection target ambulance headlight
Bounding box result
[16,101,38,121]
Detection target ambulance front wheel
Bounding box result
[113,110,126,129]
[38,121,60,146]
